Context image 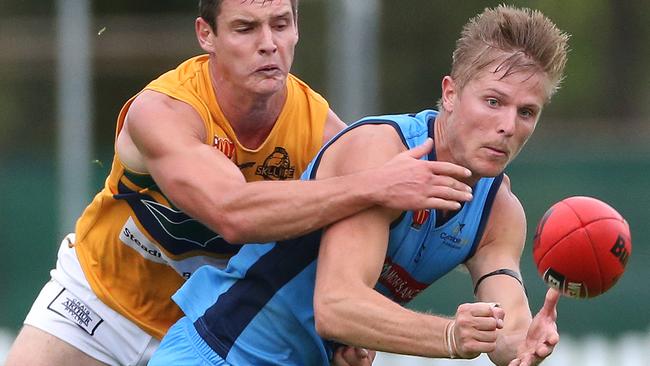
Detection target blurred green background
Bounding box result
[1,0,648,339]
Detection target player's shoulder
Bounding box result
[335,121,405,152]
[129,90,198,119]
[124,90,206,144]
[315,121,406,180]
[490,173,526,224]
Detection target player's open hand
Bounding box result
[331,345,376,366]
[452,302,505,359]
[377,138,473,211]
[508,288,560,366]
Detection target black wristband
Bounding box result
[474,268,526,295]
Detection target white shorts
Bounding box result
[23,234,160,366]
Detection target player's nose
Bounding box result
[258,25,278,54]
[496,108,517,136]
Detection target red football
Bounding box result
[532,196,631,298]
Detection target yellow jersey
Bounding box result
[73,55,329,339]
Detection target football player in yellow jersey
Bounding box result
[7,1,473,365]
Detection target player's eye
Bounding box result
[274,22,288,31]
[486,98,499,107]
[232,22,255,33]
[519,108,535,118]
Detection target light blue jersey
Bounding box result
[149,110,503,366]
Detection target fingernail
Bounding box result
[360,349,369,357]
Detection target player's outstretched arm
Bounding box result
[122,93,473,244]
[467,179,558,366]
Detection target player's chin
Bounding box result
[252,78,286,95]
[472,161,507,178]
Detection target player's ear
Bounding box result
[441,76,456,112]
[195,17,216,53]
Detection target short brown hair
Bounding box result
[451,5,569,99]
[199,0,299,32]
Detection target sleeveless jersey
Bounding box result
[73,54,329,339]
[170,110,504,365]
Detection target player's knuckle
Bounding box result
[486,331,498,342]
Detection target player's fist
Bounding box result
[331,345,375,366]
[452,302,505,359]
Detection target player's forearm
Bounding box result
[315,290,452,359]
[169,169,380,244]
[219,172,384,243]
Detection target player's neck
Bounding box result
[215,83,287,149]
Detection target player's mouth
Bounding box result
[255,64,282,76]
[483,145,508,158]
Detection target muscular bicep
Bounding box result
[120,91,200,163]
[115,91,252,238]
[315,124,405,293]
[317,207,394,292]
[122,91,243,183]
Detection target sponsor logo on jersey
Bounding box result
[411,209,430,229]
[255,147,295,180]
[379,257,428,304]
[213,136,236,160]
[48,289,103,335]
[440,223,469,249]
[119,217,167,263]
[120,218,232,278]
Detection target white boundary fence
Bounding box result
[374,331,650,366]
[2,328,649,365]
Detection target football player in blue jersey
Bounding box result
[6,1,473,366]
[149,5,569,366]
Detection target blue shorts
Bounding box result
[148,316,229,366]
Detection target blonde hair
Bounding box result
[450,5,569,100]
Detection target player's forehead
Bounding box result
[218,0,293,21]
[468,60,550,107]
